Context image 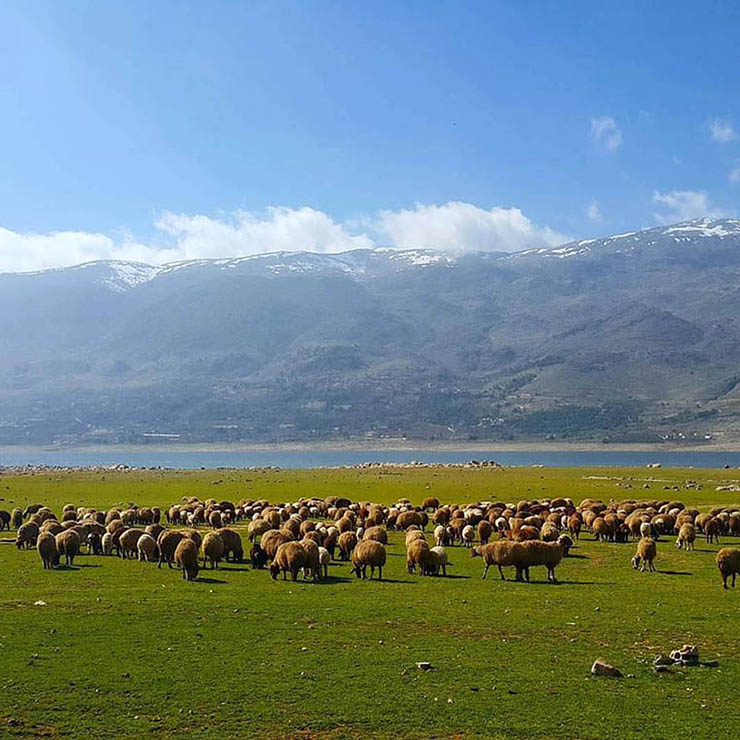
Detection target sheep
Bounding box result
[260,529,293,560]
[300,538,322,581]
[16,522,39,549]
[675,523,696,551]
[250,543,268,569]
[632,538,657,572]
[216,528,243,562]
[174,538,200,581]
[716,548,740,589]
[477,520,493,546]
[102,532,114,555]
[471,541,526,581]
[158,530,185,569]
[461,524,475,548]
[137,534,158,562]
[405,529,426,548]
[567,514,582,539]
[639,521,653,539]
[434,525,447,547]
[55,530,81,566]
[396,511,423,531]
[0,510,10,531]
[337,531,358,561]
[248,519,272,542]
[37,532,58,569]
[705,518,721,544]
[10,507,23,529]
[428,546,448,576]
[363,525,388,544]
[557,533,574,556]
[118,528,145,559]
[202,532,225,569]
[87,532,104,555]
[318,546,330,579]
[270,542,306,581]
[540,522,559,542]
[406,539,431,575]
[518,541,565,583]
[350,540,386,580]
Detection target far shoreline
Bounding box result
[2,439,740,455]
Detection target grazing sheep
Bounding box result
[405,529,426,548]
[158,530,185,569]
[118,528,146,559]
[632,538,657,572]
[471,541,526,581]
[216,528,243,562]
[101,532,114,555]
[260,529,293,560]
[248,519,272,543]
[567,514,582,539]
[396,511,423,531]
[174,538,200,581]
[16,522,39,549]
[0,510,10,531]
[716,548,740,589]
[540,522,559,542]
[250,543,268,569]
[477,520,493,546]
[705,518,721,544]
[406,539,432,575]
[350,540,386,580]
[428,546,448,576]
[318,546,330,579]
[55,530,81,566]
[461,524,475,548]
[300,538,322,581]
[518,541,565,583]
[87,532,103,556]
[675,523,696,551]
[337,531,358,561]
[422,496,440,511]
[364,525,388,544]
[270,541,306,581]
[137,534,158,562]
[37,532,58,569]
[202,532,225,569]
[434,525,447,547]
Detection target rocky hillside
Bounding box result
[3,218,740,445]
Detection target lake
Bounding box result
[1,448,740,469]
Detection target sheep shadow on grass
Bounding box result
[566,553,589,559]
[657,570,693,576]
[196,577,228,585]
[218,566,251,573]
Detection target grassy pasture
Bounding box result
[1,465,740,740]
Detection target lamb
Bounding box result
[15,522,39,549]
[318,546,331,579]
[37,532,58,569]
[216,528,243,562]
[202,532,225,569]
[158,530,185,569]
[428,546,448,576]
[632,537,657,572]
[174,538,200,581]
[350,540,386,580]
[269,541,306,581]
[55,529,81,566]
[137,533,158,562]
[675,523,696,551]
[434,525,447,547]
[716,548,740,589]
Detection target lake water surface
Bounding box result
[1,448,740,469]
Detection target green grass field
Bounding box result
[1,465,740,739]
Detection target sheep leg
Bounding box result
[378,565,383,580]
[481,564,489,579]
[498,565,505,581]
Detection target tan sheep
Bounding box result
[300,538,321,581]
[15,522,39,549]
[632,537,657,572]
[174,538,200,581]
[350,540,386,580]
[158,530,185,569]
[202,532,225,569]
[364,525,388,544]
[55,529,81,566]
[270,541,306,581]
[318,546,331,579]
[118,528,145,559]
[716,548,740,589]
[337,531,358,561]
[406,539,431,575]
[37,532,58,569]
[675,523,696,551]
[137,533,158,562]
[518,540,565,582]
[216,528,243,562]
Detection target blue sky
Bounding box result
[1,0,739,271]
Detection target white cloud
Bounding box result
[590,116,622,151]
[586,200,602,222]
[0,201,570,273]
[652,189,733,224]
[375,201,569,252]
[730,167,740,184]
[709,118,736,143]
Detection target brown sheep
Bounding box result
[270,541,306,581]
[567,514,582,539]
[675,523,696,551]
[406,539,431,575]
[260,529,293,560]
[471,541,525,581]
[422,496,440,511]
[396,511,423,531]
[519,541,565,583]
[118,528,145,559]
[158,530,185,569]
[716,548,740,589]
[37,532,58,569]
[216,528,243,562]
[364,525,388,544]
[174,538,200,581]
[16,522,39,549]
[477,520,493,545]
[338,531,358,561]
[208,510,223,529]
[632,538,657,572]
[202,532,225,569]
[351,540,386,580]
[300,538,321,581]
[248,519,272,542]
[705,518,721,544]
[55,529,81,566]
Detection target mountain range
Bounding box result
[4,217,740,446]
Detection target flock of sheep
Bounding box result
[2,493,740,588]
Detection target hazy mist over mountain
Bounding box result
[3,217,740,447]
